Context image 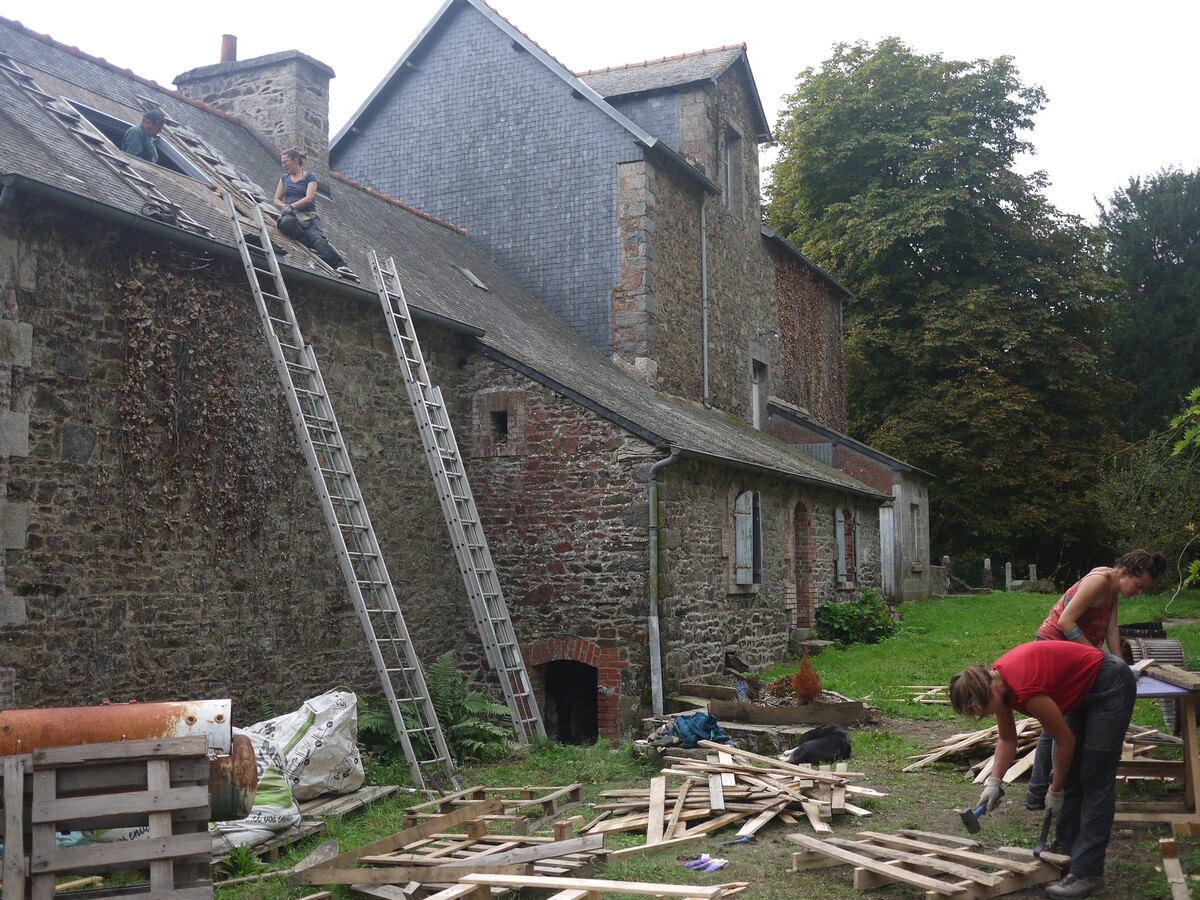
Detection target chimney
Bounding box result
[174,45,335,174]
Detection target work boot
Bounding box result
[1045,874,1105,898]
[1025,789,1046,810]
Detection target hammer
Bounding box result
[958,788,1003,833]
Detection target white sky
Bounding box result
[7,0,1198,221]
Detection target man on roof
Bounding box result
[122,110,165,164]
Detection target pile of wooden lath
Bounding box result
[400,784,583,834]
[291,797,612,897]
[584,739,885,843]
[906,720,1181,786]
[413,873,738,900]
[788,828,1062,898]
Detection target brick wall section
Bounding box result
[0,200,483,713]
[522,638,624,740]
[770,249,847,430]
[331,2,635,353]
[175,51,334,172]
[452,359,653,735]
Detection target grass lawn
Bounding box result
[215,588,1200,899]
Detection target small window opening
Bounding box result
[490,410,509,444]
[455,265,490,291]
[735,489,763,585]
[751,360,768,429]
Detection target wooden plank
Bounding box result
[4,755,28,900]
[735,798,787,837]
[393,885,488,900]
[32,831,212,875]
[696,740,852,782]
[299,798,503,876]
[677,684,738,700]
[898,831,981,849]
[707,698,866,726]
[374,835,603,868]
[798,800,832,834]
[664,779,691,839]
[646,776,666,845]
[1147,665,1200,691]
[707,772,725,814]
[460,873,725,897]
[854,832,1041,875]
[783,833,966,894]
[299,862,532,885]
[823,837,1005,887]
[1160,838,1192,900]
[606,834,704,860]
[678,811,748,838]
[32,784,209,823]
[31,736,208,767]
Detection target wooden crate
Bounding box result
[2,736,212,899]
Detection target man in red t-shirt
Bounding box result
[949,641,1135,899]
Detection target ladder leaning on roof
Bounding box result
[368,251,546,744]
[221,192,456,793]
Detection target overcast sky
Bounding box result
[8,0,1198,220]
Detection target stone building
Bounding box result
[327,0,932,601]
[0,16,890,740]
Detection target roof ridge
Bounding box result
[576,43,745,77]
[328,172,468,236]
[472,0,575,76]
[0,15,279,157]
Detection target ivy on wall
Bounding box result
[110,247,300,552]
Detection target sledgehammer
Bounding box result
[958,788,1004,834]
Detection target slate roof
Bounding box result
[0,16,886,502]
[579,45,771,141]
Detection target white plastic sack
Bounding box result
[248,689,365,801]
[209,727,301,854]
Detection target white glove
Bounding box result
[979,776,1003,811]
[1047,788,1064,815]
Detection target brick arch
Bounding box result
[790,496,818,628]
[523,638,625,740]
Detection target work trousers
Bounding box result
[1053,652,1136,877]
[278,213,345,269]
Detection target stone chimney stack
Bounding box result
[175,40,335,173]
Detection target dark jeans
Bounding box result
[278,213,345,269]
[1054,652,1136,877]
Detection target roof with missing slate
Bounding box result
[0,15,884,501]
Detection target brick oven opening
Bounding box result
[542,659,598,744]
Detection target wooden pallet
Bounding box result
[296,798,604,891]
[2,736,212,899]
[788,829,1060,898]
[401,784,583,833]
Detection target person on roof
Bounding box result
[121,110,165,164]
[274,149,355,279]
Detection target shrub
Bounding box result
[814,589,897,645]
[791,649,822,702]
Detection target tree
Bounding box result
[766,39,1124,564]
[1099,168,1200,440]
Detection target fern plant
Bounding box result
[358,651,513,765]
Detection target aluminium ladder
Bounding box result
[369,251,546,743]
[222,193,456,792]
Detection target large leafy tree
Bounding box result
[766,39,1124,564]
[1099,168,1200,440]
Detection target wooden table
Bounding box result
[1114,674,1200,835]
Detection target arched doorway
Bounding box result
[543,659,598,744]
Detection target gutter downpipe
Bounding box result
[701,194,711,407]
[648,447,682,716]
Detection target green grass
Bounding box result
[211,589,1200,898]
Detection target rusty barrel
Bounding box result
[0,699,256,819]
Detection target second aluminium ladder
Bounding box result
[369,251,545,743]
[223,193,455,792]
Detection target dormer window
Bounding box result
[64,101,210,184]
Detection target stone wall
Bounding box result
[0,199,476,714]
[654,457,880,686]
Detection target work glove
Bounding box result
[1047,788,1064,815]
[979,776,1003,811]
[282,204,294,215]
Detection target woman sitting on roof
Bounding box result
[274,148,354,279]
